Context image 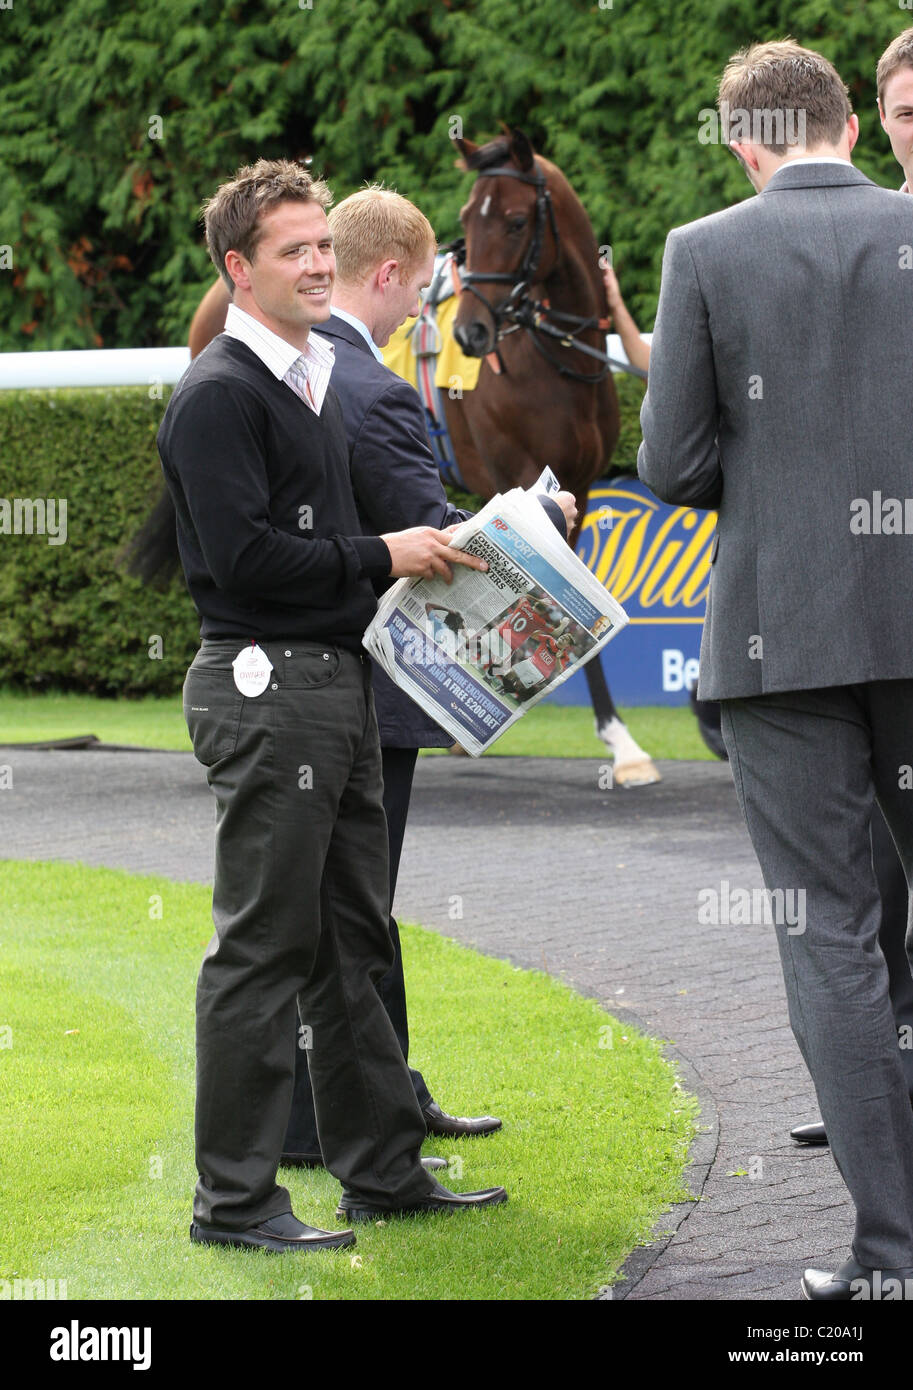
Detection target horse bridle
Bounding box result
[456,163,559,317]
[452,161,647,383]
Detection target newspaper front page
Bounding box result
[364,475,629,755]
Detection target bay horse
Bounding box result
[439,126,658,783]
[139,127,660,783]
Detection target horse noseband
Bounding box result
[454,162,628,383]
[456,163,560,336]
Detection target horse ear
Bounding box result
[453,136,478,170]
[509,127,535,172]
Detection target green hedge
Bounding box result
[612,373,646,471]
[0,386,199,696]
[1,0,905,351]
[0,372,645,694]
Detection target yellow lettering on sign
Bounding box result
[579,487,716,614]
[663,512,717,608]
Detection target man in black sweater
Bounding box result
[278,187,576,1165]
[158,159,510,1251]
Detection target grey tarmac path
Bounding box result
[0,746,852,1301]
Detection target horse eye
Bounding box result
[509,216,528,233]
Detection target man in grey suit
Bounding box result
[790,25,913,1150]
[639,40,913,1300]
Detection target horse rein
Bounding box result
[453,161,647,383]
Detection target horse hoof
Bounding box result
[612,758,662,788]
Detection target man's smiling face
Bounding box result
[880,66,913,180]
[230,199,335,346]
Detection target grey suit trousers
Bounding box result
[184,639,434,1228]
[721,681,913,1268]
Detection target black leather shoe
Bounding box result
[792,1095,913,1148]
[790,1120,828,1145]
[802,1257,913,1301]
[281,1152,447,1172]
[190,1209,355,1252]
[336,1177,508,1222]
[422,1100,502,1137]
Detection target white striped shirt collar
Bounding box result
[223,301,335,414]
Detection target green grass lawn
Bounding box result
[0,860,698,1301]
[0,688,712,759]
[0,690,193,752]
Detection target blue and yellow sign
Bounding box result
[550,477,718,706]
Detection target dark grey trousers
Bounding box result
[872,804,913,1097]
[283,746,433,1163]
[721,680,913,1269]
[184,639,434,1228]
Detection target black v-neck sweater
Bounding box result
[156,335,392,648]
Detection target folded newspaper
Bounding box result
[363,469,629,755]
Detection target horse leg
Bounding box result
[567,500,660,788]
[441,390,498,500]
[583,654,661,787]
[688,687,728,761]
[446,386,659,782]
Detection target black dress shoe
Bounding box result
[790,1120,828,1145]
[792,1095,913,1148]
[280,1152,447,1172]
[190,1209,355,1252]
[422,1100,502,1137]
[802,1257,913,1301]
[336,1177,508,1222]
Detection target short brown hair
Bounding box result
[203,158,333,292]
[877,27,913,106]
[718,39,852,154]
[328,186,435,286]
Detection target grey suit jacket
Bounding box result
[638,161,913,700]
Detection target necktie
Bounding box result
[288,357,316,411]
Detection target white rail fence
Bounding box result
[0,348,191,390]
[0,336,647,390]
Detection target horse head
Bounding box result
[451,126,561,358]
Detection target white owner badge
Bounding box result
[232,643,274,698]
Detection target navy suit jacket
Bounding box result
[320,312,567,746]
